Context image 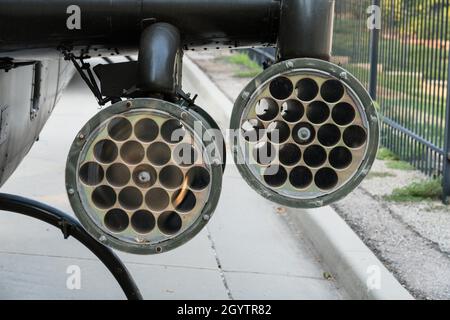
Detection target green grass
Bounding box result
[376,148,414,171]
[377,148,399,161]
[234,69,262,78]
[386,160,415,171]
[377,148,414,170]
[385,179,443,202]
[224,53,263,78]
[226,53,260,68]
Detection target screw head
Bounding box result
[68,188,75,195]
[135,237,147,244]
[242,91,250,99]
[78,133,85,141]
[126,101,132,108]
[339,72,348,80]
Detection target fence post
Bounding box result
[368,0,380,100]
[443,48,450,204]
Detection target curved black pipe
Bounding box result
[138,23,181,94]
[0,193,143,300]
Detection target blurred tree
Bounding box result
[384,0,450,39]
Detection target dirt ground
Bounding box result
[188,50,450,300]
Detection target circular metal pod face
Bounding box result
[66,99,223,254]
[230,58,379,208]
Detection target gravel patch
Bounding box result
[335,188,450,300]
[363,160,425,196]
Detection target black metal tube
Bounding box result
[442,49,450,203]
[277,0,335,61]
[0,193,143,300]
[1,0,336,62]
[0,0,280,53]
[368,0,380,100]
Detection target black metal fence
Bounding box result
[247,0,450,200]
[334,0,450,199]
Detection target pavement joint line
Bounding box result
[0,250,221,272]
[206,227,234,300]
[0,250,328,279]
[0,248,328,283]
[222,269,330,282]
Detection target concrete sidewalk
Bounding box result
[0,66,346,299]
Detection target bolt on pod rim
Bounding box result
[230,58,379,208]
[66,98,223,254]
